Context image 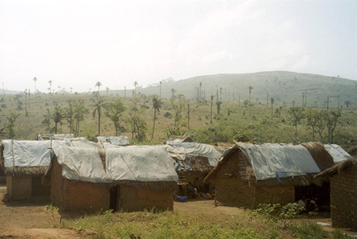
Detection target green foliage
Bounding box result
[252,203,303,224]
[331,230,355,239]
[287,222,328,239]
[6,112,19,138]
[105,99,126,136]
[45,205,59,226]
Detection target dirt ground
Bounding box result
[1,185,356,238]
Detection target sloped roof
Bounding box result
[237,142,320,180]
[166,142,222,171]
[205,142,321,185]
[315,157,356,178]
[324,144,351,163]
[52,145,178,183]
[3,140,53,168]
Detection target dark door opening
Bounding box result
[110,185,119,212]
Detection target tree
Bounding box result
[287,106,305,136]
[65,99,75,134]
[306,108,319,141]
[345,100,351,109]
[270,98,274,117]
[151,95,162,140]
[52,106,65,134]
[42,109,52,133]
[210,95,214,123]
[199,82,202,102]
[216,101,223,114]
[91,93,106,136]
[106,87,110,95]
[128,98,147,142]
[168,94,186,135]
[6,112,19,138]
[74,100,88,137]
[326,109,342,143]
[249,86,253,104]
[95,81,102,93]
[105,99,126,136]
[33,77,37,94]
[134,81,138,96]
[48,81,52,95]
[171,88,176,99]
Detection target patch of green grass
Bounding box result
[287,221,328,239]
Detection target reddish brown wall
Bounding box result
[118,183,175,212]
[214,177,256,208]
[50,159,110,212]
[255,185,295,208]
[330,165,357,230]
[6,175,32,200]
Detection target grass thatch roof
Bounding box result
[167,135,193,143]
[301,142,335,171]
[213,142,235,154]
[178,156,214,173]
[314,157,356,179]
[5,166,48,176]
[347,146,357,157]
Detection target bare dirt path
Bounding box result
[1,185,356,238]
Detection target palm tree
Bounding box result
[151,95,162,140]
[95,81,102,93]
[171,88,176,99]
[199,82,202,102]
[91,93,106,136]
[134,81,138,96]
[52,106,65,134]
[345,100,351,109]
[33,77,37,94]
[249,86,253,104]
[48,81,52,94]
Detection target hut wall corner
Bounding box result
[330,166,357,230]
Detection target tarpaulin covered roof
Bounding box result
[166,142,222,167]
[52,145,178,183]
[96,136,130,146]
[237,142,321,181]
[324,144,351,163]
[3,140,53,168]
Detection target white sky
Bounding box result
[0,0,356,93]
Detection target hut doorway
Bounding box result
[110,185,119,211]
[295,182,330,212]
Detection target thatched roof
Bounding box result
[176,156,214,173]
[347,146,357,157]
[5,166,48,176]
[301,142,335,171]
[314,157,356,179]
[213,142,235,154]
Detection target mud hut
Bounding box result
[166,142,222,196]
[1,140,54,200]
[315,158,357,230]
[47,145,178,212]
[299,143,351,209]
[204,142,321,209]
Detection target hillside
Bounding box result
[0,71,356,150]
[135,71,356,108]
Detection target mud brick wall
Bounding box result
[7,175,32,200]
[330,165,357,230]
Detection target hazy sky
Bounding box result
[0,0,356,93]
